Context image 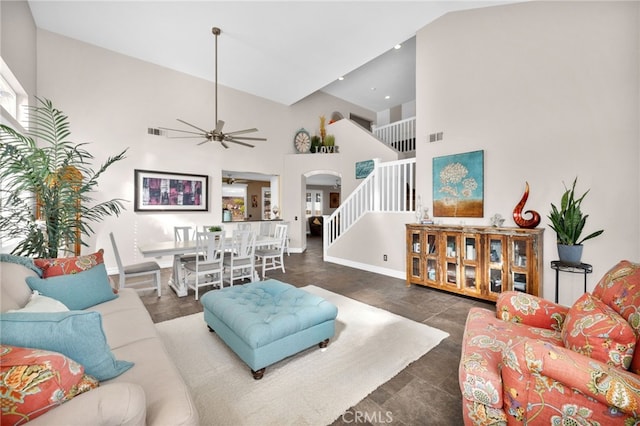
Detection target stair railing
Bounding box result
[325,157,417,251]
[372,117,416,153]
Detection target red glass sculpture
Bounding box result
[513,182,541,228]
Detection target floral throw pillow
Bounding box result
[561,293,636,370]
[34,249,104,278]
[0,345,99,425]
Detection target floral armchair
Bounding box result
[459,260,640,425]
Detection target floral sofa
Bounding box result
[459,260,640,425]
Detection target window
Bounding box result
[0,74,17,119]
[305,190,323,217]
[0,57,29,130]
[222,184,247,222]
[0,58,30,252]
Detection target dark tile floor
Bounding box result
[128,235,494,426]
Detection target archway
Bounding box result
[302,170,341,249]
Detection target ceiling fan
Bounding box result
[222,174,248,185]
[159,27,266,149]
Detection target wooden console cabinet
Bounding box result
[406,224,544,302]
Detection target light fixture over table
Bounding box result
[159,27,266,149]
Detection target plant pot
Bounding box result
[557,244,583,265]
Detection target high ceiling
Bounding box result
[27,1,511,113]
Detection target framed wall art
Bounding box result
[355,159,375,179]
[134,169,208,212]
[329,192,340,208]
[432,150,484,218]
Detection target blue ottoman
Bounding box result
[200,279,338,379]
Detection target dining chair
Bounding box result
[173,225,198,286]
[280,221,291,256]
[182,230,225,300]
[223,229,257,286]
[259,221,273,237]
[255,224,288,279]
[174,226,197,260]
[109,232,162,296]
[237,223,252,232]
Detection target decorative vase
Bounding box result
[557,244,583,265]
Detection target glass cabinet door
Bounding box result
[411,257,422,281]
[511,238,529,292]
[444,233,459,287]
[487,236,506,296]
[425,232,438,283]
[407,230,423,282]
[410,231,421,255]
[462,234,481,294]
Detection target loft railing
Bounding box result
[325,157,417,252]
[372,117,416,153]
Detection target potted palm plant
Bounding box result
[0,98,127,258]
[547,177,603,265]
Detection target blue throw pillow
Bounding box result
[26,263,117,310]
[0,310,134,381]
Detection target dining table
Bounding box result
[138,235,279,297]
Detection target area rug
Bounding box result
[155,285,449,426]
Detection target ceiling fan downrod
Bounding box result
[212,27,220,130]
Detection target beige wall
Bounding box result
[33,29,376,268]
[416,1,639,304]
[0,0,37,108]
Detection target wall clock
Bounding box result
[294,129,311,153]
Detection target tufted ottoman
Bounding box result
[200,279,338,379]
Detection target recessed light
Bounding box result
[370,87,376,91]
[338,76,344,81]
[394,44,402,50]
[385,95,390,100]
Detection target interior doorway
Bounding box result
[303,171,341,249]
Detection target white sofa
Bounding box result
[0,260,199,426]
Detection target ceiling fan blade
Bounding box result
[166,135,209,139]
[197,139,210,145]
[158,127,205,136]
[226,128,258,136]
[215,120,225,133]
[176,119,210,134]
[229,136,267,141]
[227,139,255,148]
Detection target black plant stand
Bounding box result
[551,260,593,304]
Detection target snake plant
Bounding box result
[0,98,127,258]
[548,177,603,245]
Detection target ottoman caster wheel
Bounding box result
[252,368,265,380]
[319,338,329,348]
[207,326,215,333]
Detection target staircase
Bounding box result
[324,157,417,254]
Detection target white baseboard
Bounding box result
[323,256,405,280]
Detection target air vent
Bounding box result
[147,127,164,136]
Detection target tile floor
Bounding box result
[130,235,494,425]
